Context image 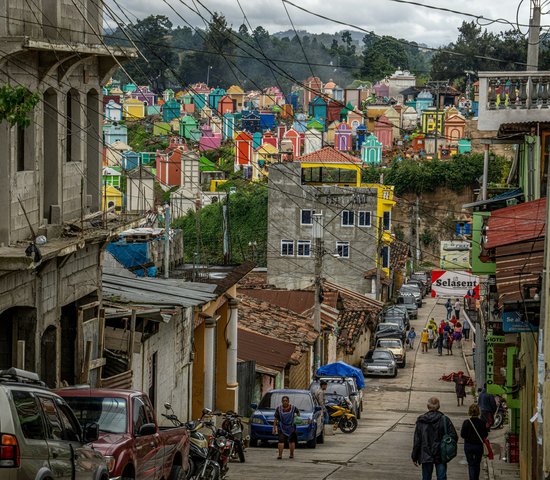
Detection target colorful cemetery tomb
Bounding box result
[303,76,323,111]
[424,137,436,156]
[252,131,263,150]
[304,128,323,155]
[421,109,444,136]
[326,100,342,124]
[181,92,193,104]
[361,134,383,166]
[411,134,426,152]
[199,125,221,151]
[259,112,275,130]
[170,118,180,133]
[262,131,277,148]
[123,83,137,93]
[276,125,286,147]
[153,122,171,137]
[130,87,155,106]
[102,166,122,188]
[163,88,175,102]
[307,118,325,133]
[415,90,433,116]
[103,123,127,146]
[193,93,207,110]
[226,85,245,110]
[374,115,393,148]
[326,121,338,145]
[157,147,183,186]
[122,151,140,170]
[180,115,198,140]
[218,95,234,116]
[332,85,344,102]
[235,131,254,168]
[356,124,367,150]
[123,98,145,119]
[105,140,131,167]
[401,106,418,131]
[444,114,466,144]
[281,103,293,120]
[253,143,278,180]
[182,104,196,114]
[208,88,226,114]
[308,95,327,121]
[189,128,202,143]
[147,105,162,116]
[210,117,222,135]
[457,138,472,154]
[201,106,213,123]
[222,113,236,140]
[109,86,123,96]
[102,184,123,212]
[347,108,363,133]
[344,89,360,108]
[293,115,308,134]
[103,94,121,106]
[127,167,155,212]
[200,156,217,172]
[162,99,181,122]
[334,122,352,151]
[384,106,401,141]
[241,111,261,133]
[339,103,350,122]
[283,128,301,158]
[285,91,299,110]
[105,100,123,122]
[139,152,157,165]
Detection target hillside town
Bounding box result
[0,1,549,480]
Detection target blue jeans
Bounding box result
[464,443,483,480]
[422,462,447,480]
[323,409,329,424]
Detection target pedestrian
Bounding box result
[412,397,458,480]
[421,329,429,353]
[477,386,497,431]
[408,327,417,350]
[445,299,453,320]
[437,332,444,356]
[446,331,454,356]
[453,323,463,350]
[428,318,438,331]
[450,315,458,327]
[273,395,301,459]
[461,403,488,480]
[428,327,435,349]
[462,320,471,340]
[315,380,329,424]
[453,371,467,406]
[454,298,461,320]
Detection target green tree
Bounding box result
[0,86,40,127]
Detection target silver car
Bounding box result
[0,368,108,480]
[361,349,398,377]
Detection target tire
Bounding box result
[493,413,504,429]
[356,406,361,419]
[317,427,325,444]
[338,416,358,434]
[249,438,258,448]
[202,461,220,480]
[392,369,398,378]
[306,431,317,449]
[400,360,406,368]
[236,443,246,463]
[186,457,196,480]
[170,465,186,480]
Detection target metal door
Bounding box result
[237,361,256,417]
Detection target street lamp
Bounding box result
[206,65,213,86]
[312,213,324,372]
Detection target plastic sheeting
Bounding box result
[316,361,365,389]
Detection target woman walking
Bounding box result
[273,395,301,459]
[420,329,429,353]
[428,326,435,349]
[446,331,454,355]
[460,403,488,480]
[453,371,467,406]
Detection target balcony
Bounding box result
[477,72,550,131]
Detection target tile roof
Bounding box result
[295,146,362,165]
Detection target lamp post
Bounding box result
[312,213,324,372]
[206,65,213,86]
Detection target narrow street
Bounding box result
[230,297,482,479]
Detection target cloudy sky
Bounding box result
[106,0,542,46]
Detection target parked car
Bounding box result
[57,388,190,480]
[399,284,423,307]
[361,349,398,377]
[375,338,406,367]
[411,271,431,292]
[0,368,108,480]
[407,279,427,297]
[249,389,324,448]
[381,306,410,330]
[310,377,362,419]
[396,293,419,318]
[375,322,406,342]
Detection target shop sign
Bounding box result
[502,311,538,333]
[431,270,480,298]
[486,332,504,386]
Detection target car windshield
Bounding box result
[371,351,393,361]
[258,392,314,412]
[63,396,127,434]
[325,383,349,396]
[402,285,420,292]
[378,340,402,348]
[378,323,399,330]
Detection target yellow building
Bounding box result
[421,109,444,135]
[101,183,123,211]
[252,143,278,180]
[226,85,245,110]
[123,98,145,119]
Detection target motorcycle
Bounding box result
[325,395,358,433]
[492,395,508,429]
[220,410,247,463]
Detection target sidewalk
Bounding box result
[460,317,520,480]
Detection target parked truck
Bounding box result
[57,388,190,480]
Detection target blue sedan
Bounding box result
[249,389,324,448]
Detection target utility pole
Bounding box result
[415,195,421,269]
[527,0,541,71]
[482,144,490,201]
[223,193,230,265]
[312,213,324,372]
[163,203,170,279]
[428,80,448,159]
[375,215,384,301]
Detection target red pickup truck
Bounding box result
[57,388,190,480]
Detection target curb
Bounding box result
[485,457,495,480]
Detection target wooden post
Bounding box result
[81,341,92,384]
[128,310,136,370]
[16,340,25,369]
[97,309,105,386]
[77,308,84,380]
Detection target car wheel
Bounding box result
[356,406,361,419]
[317,427,325,444]
[249,438,258,448]
[392,369,398,378]
[306,431,317,448]
[401,359,406,368]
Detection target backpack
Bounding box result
[440,416,457,463]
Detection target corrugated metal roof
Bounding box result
[102,273,217,308]
[484,198,546,250]
[463,188,523,209]
[238,328,296,371]
[295,146,362,165]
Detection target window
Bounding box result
[132,397,149,433]
[358,211,371,227]
[38,396,63,440]
[383,211,391,231]
[382,246,390,268]
[336,241,350,258]
[301,209,313,225]
[281,240,294,256]
[55,399,81,442]
[297,240,311,257]
[63,396,127,434]
[12,391,45,440]
[341,210,354,227]
[16,126,25,171]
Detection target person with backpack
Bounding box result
[412,397,458,480]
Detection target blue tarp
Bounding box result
[316,361,365,389]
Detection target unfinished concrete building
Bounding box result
[0,0,134,387]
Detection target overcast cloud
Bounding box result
[106,0,542,47]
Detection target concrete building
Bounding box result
[0,1,134,386]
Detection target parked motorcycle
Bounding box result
[492,395,508,429]
[325,395,358,433]
[220,410,247,463]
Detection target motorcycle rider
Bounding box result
[315,380,329,424]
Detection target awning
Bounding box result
[462,188,524,210]
[238,328,297,371]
